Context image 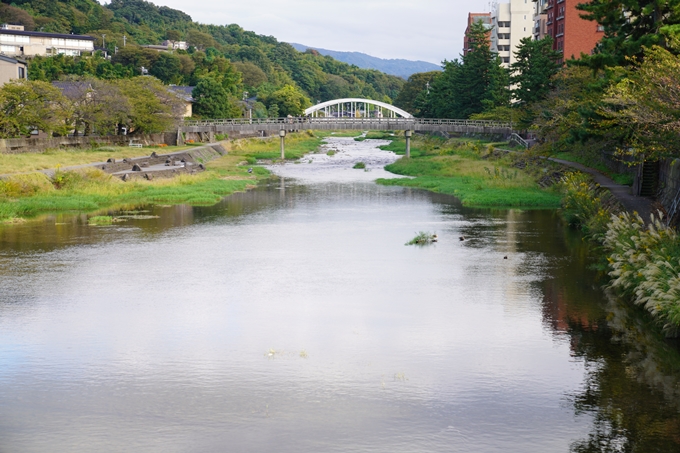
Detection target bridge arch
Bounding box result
[304,98,413,119]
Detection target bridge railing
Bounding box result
[183,117,514,129]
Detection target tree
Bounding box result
[186,29,216,51]
[265,85,311,116]
[0,4,35,30]
[192,77,239,118]
[0,80,69,138]
[599,46,680,163]
[424,20,510,118]
[510,37,562,106]
[233,62,268,90]
[393,71,440,116]
[578,0,680,68]
[116,77,185,134]
[150,53,182,84]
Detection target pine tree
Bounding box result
[510,37,562,106]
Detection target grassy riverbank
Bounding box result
[0,136,301,223]
[376,135,563,208]
[0,145,194,175]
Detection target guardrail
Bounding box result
[183,117,514,130]
[508,133,529,149]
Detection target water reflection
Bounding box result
[0,140,679,452]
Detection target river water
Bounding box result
[1,137,679,452]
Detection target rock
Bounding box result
[132,164,142,171]
[107,158,116,163]
[121,173,129,181]
[140,162,149,167]
[123,158,130,163]
[165,158,171,163]
[145,173,153,180]
[198,164,205,170]
[102,165,107,170]
[150,151,158,158]
[180,158,187,163]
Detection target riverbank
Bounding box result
[374,134,563,208]
[0,132,371,223]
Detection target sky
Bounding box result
[103,0,492,64]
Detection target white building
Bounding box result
[0,24,95,57]
[489,0,536,68]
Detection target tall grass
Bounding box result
[604,212,680,334]
[377,136,562,208]
[230,131,324,161]
[558,172,621,241]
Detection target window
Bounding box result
[1,44,15,53]
[597,25,604,32]
[502,57,510,63]
[18,66,26,79]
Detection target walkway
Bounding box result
[548,157,654,220]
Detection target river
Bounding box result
[1,137,679,452]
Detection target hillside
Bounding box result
[290,43,441,79]
[0,0,404,110]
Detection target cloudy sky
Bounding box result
[104,0,492,64]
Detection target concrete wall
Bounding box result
[0,132,177,154]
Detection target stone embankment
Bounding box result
[33,143,228,182]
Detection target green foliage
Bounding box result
[393,71,440,116]
[353,162,366,169]
[510,37,562,106]
[423,20,510,118]
[115,77,185,133]
[578,0,680,69]
[149,52,182,84]
[0,80,69,138]
[88,215,114,225]
[192,77,238,119]
[264,85,311,116]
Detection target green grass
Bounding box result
[355,131,397,141]
[377,136,562,208]
[230,132,324,161]
[0,141,271,223]
[88,215,114,225]
[353,162,366,169]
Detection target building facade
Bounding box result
[545,0,603,61]
[0,54,27,86]
[533,0,549,40]
[0,24,95,57]
[489,0,535,67]
[463,13,491,55]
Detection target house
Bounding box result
[0,54,27,86]
[0,24,95,57]
[168,85,195,118]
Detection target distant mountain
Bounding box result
[290,43,441,79]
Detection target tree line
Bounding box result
[2,0,404,122]
[0,77,185,138]
[395,0,680,165]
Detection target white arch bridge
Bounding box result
[180,98,516,158]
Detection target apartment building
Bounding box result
[489,0,535,67]
[463,13,491,55]
[533,0,549,40]
[0,24,95,57]
[545,0,603,61]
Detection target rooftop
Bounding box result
[0,29,95,41]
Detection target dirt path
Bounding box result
[548,157,654,220]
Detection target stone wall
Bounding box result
[0,132,178,154]
[657,158,680,222]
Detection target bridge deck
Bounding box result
[181,118,514,135]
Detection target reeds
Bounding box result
[604,212,680,334]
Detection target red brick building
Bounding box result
[545,0,603,61]
[463,12,491,55]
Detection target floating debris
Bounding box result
[405,231,438,246]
